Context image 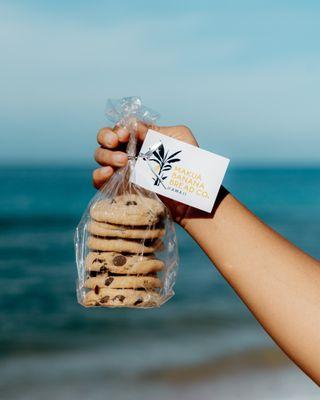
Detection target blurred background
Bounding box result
[1,1,320,399]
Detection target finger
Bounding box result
[97,128,119,149]
[110,121,161,142]
[135,122,168,141]
[136,121,150,141]
[94,147,128,167]
[113,125,130,143]
[92,166,114,188]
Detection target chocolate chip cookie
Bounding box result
[87,236,163,254]
[86,252,164,275]
[83,288,162,308]
[90,194,165,226]
[85,274,162,290]
[87,220,165,240]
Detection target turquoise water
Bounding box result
[0,166,319,398]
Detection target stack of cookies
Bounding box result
[83,194,166,308]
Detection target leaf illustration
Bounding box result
[167,158,181,164]
[152,151,162,163]
[162,165,172,171]
[167,150,182,161]
[158,143,164,159]
[149,157,161,165]
[162,176,168,180]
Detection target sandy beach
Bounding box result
[141,346,319,400]
[1,345,318,400]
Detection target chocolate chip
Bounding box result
[113,255,127,266]
[105,277,114,286]
[94,285,100,294]
[134,298,143,306]
[94,301,100,306]
[126,201,137,206]
[89,271,97,277]
[111,199,117,204]
[100,265,108,273]
[100,296,110,303]
[113,295,125,303]
[141,239,154,247]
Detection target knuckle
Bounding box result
[92,171,99,187]
[92,168,99,179]
[97,127,111,144]
[96,128,104,142]
[94,147,102,162]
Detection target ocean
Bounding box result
[1,166,319,399]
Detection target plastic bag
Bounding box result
[75,97,179,308]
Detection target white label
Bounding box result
[130,129,230,213]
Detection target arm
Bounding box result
[180,187,320,384]
[93,123,320,384]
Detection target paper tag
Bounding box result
[130,129,230,213]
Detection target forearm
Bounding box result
[181,187,320,384]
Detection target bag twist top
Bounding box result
[106,97,160,158]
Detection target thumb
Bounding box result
[136,121,177,142]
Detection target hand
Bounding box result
[93,122,198,223]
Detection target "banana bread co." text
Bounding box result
[168,166,209,198]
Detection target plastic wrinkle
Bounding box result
[74,97,179,308]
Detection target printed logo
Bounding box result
[132,129,230,213]
[147,143,182,187]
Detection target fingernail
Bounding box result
[106,134,116,146]
[117,128,127,140]
[114,153,127,165]
[101,166,112,175]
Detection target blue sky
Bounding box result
[1,0,320,165]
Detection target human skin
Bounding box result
[93,123,320,385]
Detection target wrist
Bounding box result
[176,186,230,231]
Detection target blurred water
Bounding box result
[0,166,319,399]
